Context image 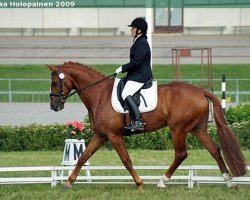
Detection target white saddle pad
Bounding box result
[111,78,158,114]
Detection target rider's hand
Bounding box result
[115,66,122,74]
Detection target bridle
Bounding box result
[49,65,117,102]
[49,66,68,102]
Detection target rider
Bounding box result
[115,17,153,131]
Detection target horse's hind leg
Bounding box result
[157,131,188,188]
[191,128,233,187]
[64,133,107,189]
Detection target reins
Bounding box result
[49,65,117,102]
[67,72,117,97]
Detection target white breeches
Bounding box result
[121,80,144,100]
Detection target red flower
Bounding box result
[65,121,85,139]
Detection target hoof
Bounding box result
[157,174,169,188]
[157,179,166,188]
[229,184,238,189]
[62,185,72,192]
[63,182,72,192]
[136,181,144,191]
[137,185,144,191]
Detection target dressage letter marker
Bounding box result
[61,139,91,181]
[61,139,89,166]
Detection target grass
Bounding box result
[1,64,250,79]
[1,149,250,167]
[0,64,250,102]
[1,184,250,200]
[0,149,224,167]
[0,150,250,200]
[0,64,250,89]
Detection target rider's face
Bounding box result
[130,27,142,37]
[130,27,137,37]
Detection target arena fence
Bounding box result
[0,165,249,188]
[0,78,250,104]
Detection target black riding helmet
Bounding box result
[128,17,148,34]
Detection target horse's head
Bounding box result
[47,65,72,112]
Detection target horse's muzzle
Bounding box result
[50,98,65,111]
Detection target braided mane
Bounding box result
[62,61,105,78]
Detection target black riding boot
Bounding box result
[124,95,144,131]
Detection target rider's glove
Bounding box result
[115,66,122,74]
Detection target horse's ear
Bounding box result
[46,64,54,71]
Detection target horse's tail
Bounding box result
[204,90,247,177]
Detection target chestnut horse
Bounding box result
[48,62,246,189]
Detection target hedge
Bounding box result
[0,105,249,151]
[0,125,66,151]
[225,104,250,124]
[0,121,249,151]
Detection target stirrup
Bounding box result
[125,120,145,132]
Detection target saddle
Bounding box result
[117,77,153,111]
[111,77,158,114]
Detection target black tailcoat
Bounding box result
[121,34,152,83]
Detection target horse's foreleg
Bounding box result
[108,134,143,190]
[64,133,107,189]
[157,132,188,188]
